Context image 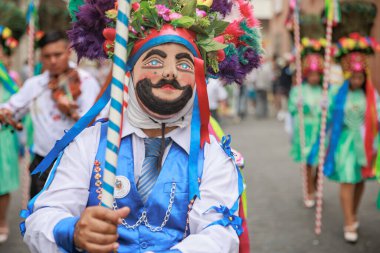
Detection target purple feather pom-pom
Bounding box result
[210,0,233,17]
[240,47,261,75]
[218,55,245,85]
[67,0,115,60]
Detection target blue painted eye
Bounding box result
[146,59,162,67]
[150,60,159,66]
[179,63,191,70]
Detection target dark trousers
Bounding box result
[255,89,268,118]
[210,109,219,122]
[29,155,53,199]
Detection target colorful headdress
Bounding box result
[300,38,326,76]
[68,0,263,84]
[0,1,26,55]
[336,33,380,58]
[301,37,327,57]
[335,33,380,74]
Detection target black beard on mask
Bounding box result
[136,78,193,116]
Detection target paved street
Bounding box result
[1,117,380,252]
[224,117,380,253]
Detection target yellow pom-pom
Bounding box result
[197,0,213,7]
[301,38,310,47]
[320,39,327,47]
[2,27,12,39]
[347,39,355,50]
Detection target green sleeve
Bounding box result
[288,86,298,116]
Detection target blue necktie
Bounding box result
[138,137,171,204]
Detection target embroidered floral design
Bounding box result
[93,160,103,204]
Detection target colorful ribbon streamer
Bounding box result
[325,0,341,25]
[0,61,18,95]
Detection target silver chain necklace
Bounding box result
[113,182,176,232]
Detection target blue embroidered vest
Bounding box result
[87,124,190,252]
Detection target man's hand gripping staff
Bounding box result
[74,206,130,253]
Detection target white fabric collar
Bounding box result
[121,118,191,154]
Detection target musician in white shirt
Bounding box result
[0,31,100,197]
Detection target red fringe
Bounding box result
[236,0,258,28]
[363,78,378,178]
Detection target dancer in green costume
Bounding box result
[288,38,325,208]
[325,34,379,243]
[323,1,380,243]
[0,1,25,243]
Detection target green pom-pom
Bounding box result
[68,0,85,21]
[224,44,237,57]
[238,46,249,65]
[239,21,264,55]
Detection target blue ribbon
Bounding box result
[31,84,111,175]
[26,0,35,24]
[188,94,201,201]
[324,80,349,176]
[205,205,243,236]
[204,135,245,235]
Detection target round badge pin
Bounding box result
[114,176,131,199]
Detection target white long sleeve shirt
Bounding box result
[1,69,100,157]
[24,121,240,253]
[207,79,228,110]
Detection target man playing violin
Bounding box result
[0,31,101,198]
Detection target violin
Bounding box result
[49,68,82,120]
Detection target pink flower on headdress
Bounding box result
[309,63,318,71]
[349,53,366,72]
[156,4,171,21]
[132,2,140,11]
[352,62,363,72]
[196,8,207,18]
[169,13,183,20]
